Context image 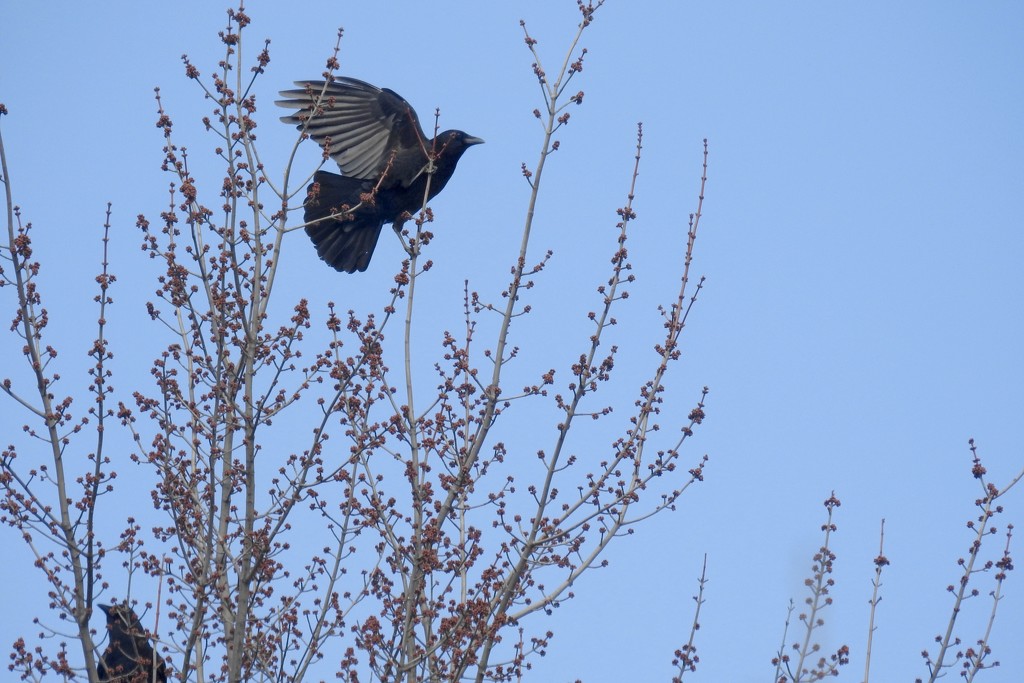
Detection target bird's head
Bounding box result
[436,130,485,154]
[99,603,143,629]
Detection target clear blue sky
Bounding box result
[2,1,1022,681]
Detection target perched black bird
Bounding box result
[278,77,483,273]
[97,604,168,683]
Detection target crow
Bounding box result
[97,604,168,683]
[278,77,483,273]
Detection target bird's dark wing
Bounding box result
[278,77,426,180]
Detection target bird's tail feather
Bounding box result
[303,171,384,273]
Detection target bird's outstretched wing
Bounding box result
[277,77,426,180]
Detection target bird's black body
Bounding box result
[97,604,168,682]
[278,77,483,273]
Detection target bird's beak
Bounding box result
[464,136,485,146]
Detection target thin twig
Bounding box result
[862,519,888,683]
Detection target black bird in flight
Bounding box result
[278,77,483,273]
[97,603,168,683]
